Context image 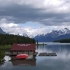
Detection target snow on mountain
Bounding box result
[34,28,70,42]
[45,28,70,38]
[61,28,70,34]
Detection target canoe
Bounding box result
[15,54,28,59]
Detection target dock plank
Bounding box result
[39,52,57,56]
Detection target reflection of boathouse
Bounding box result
[11,59,36,66]
[10,43,36,56]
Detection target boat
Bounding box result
[15,54,28,59]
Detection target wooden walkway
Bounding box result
[38,52,57,56]
[5,52,38,56]
[26,55,33,60]
[5,52,57,56]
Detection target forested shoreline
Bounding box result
[0,33,35,45]
[54,38,70,43]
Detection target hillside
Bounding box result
[0,33,35,45]
[54,39,70,43]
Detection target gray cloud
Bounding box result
[0,4,46,22]
[0,0,70,26]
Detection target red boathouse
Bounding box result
[10,43,36,56]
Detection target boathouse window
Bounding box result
[23,50,28,54]
[29,50,33,54]
[29,50,32,52]
[13,51,17,54]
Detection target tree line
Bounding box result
[54,38,70,43]
[0,33,35,45]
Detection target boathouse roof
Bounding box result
[10,43,36,51]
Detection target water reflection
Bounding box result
[37,44,70,60]
[11,59,36,66]
[4,56,11,62]
[1,44,70,70]
[4,55,36,66]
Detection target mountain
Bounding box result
[23,33,28,37]
[0,28,6,34]
[34,28,70,42]
[0,28,28,37]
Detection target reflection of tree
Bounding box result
[11,58,36,66]
[0,51,5,65]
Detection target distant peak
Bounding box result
[0,27,2,30]
[64,28,69,30]
[0,28,6,34]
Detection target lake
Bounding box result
[0,43,70,70]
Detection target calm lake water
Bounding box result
[0,43,70,70]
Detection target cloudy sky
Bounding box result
[0,0,70,37]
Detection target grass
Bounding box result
[0,45,12,50]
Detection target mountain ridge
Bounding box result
[0,28,6,34]
[34,28,70,42]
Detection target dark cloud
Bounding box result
[0,3,70,26]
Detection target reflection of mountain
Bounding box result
[37,45,70,53]
[11,59,36,66]
[46,45,70,53]
[37,45,70,59]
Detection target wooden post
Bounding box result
[43,43,44,46]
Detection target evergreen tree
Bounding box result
[0,33,35,45]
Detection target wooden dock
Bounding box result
[10,55,36,61]
[26,55,33,59]
[5,52,38,56]
[39,52,57,56]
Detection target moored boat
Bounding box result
[15,54,28,59]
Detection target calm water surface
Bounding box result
[0,43,70,70]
